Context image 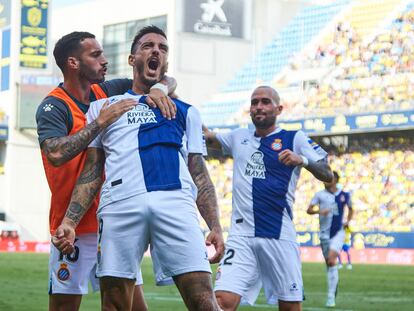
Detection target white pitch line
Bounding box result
[144,293,354,310]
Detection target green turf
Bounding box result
[0,253,413,310]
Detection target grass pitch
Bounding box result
[0,253,413,310]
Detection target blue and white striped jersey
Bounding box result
[217,127,327,242]
[311,189,352,239]
[87,90,203,202]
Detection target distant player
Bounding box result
[338,226,352,270]
[204,86,333,311]
[307,171,353,308]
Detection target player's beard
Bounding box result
[79,60,105,84]
[251,114,276,130]
[136,58,167,88]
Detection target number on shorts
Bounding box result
[223,249,235,265]
[58,238,79,263]
[98,218,103,244]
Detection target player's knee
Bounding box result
[215,291,239,311]
[278,300,302,311]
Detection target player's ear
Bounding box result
[67,56,79,70]
[128,54,135,67]
[276,104,283,115]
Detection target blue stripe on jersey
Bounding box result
[329,191,349,238]
[252,130,296,239]
[138,96,190,192]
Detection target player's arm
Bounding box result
[52,147,105,254]
[202,125,223,151]
[307,204,319,215]
[343,195,354,228]
[41,99,136,167]
[188,153,225,264]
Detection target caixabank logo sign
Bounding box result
[183,0,247,38]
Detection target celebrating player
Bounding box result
[204,86,333,311]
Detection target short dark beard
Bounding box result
[79,59,105,84]
[252,115,276,130]
[136,59,167,90]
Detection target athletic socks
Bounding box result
[327,265,339,298]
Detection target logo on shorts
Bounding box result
[245,151,266,179]
[57,263,70,281]
[215,266,221,281]
[271,138,282,151]
[289,282,299,292]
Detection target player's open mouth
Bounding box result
[148,58,159,71]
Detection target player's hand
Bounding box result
[343,221,350,229]
[51,223,76,255]
[205,226,225,264]
[278,149,303,166]
[146,88,176,120]
[96,98,137,128]
[320,209,330,216]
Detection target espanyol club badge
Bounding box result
[271,139,282,151]
[57,263,70,281]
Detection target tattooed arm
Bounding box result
[51,147,105,254]
[188,153,224,263]
[42,98,137,167]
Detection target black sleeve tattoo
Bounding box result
[64,148,105,227]
[306,159,333,183]
[188,153,221,230]
[41,120,102,167]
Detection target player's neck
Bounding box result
[62,76,92,104]
[255,125,277,137]
[327,185,337,193]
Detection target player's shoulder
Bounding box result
[36,95,68,117]
[99,78,132,96]
[172,98,193,111]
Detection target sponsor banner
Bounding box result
[20,0,49,69]
[0,0,11,29]
[183,0,248,38]
[0,240,50,253]
[301,247,414,265]
[278,110,414,134]
[297,231,414,249]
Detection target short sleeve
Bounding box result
[185,106,203,154]
[99,79,132,97]
[293,130,327,162]
[310,193,320,206]
[216,131,234,156]
[36,97,70,145]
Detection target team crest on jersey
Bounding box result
[245,151,266,179]
[241,138,249,145]
[127,103,157,125]
[340,194,346,202]
[271,138,282,151]
[57,263,70,281]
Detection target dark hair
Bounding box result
[53,31,95,72]
[333,171,340,181]
[130,25,167,54]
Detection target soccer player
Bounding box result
[203,86,333,311]
[338,226,352,270]
[307,171,353,308]
[37,31,177,311]
[53,26,225,311]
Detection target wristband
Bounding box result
[150,82,168,96]
[300,155,309,167]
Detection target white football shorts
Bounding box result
[96,189,211,284]
[320,229,345,259]
[49,233,143,295]
[214,235,304,305]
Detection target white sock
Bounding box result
[327,265,339,298]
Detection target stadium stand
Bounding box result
[206,133,414,233]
